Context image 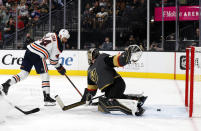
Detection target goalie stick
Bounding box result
[0,91,40,115]
[55,92,145,111]
[55,95,104,111]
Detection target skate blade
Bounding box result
[44,102,56,106]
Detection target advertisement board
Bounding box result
[155,6,200,21]
[0,50,185,79]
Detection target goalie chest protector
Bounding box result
[88,53,120,91]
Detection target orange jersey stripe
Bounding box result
[42,83,50,86]
[14,75,20,82]
[42,59,48,72]
[31,44,49,59]
[50,61,58,64]
[55,33,61,53]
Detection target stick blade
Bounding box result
[55,95,65,110]
[26,108,40,114]
[15,106,40,115]
[63,101,86,111]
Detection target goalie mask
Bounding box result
[87,48,100,65]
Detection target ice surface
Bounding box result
[0,75,200,131]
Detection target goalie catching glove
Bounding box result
[56,64,66,75]
[116,45,133,66]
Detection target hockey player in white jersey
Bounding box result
[0,29,70,106]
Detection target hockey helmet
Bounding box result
[59,29,70,40]
[87,48,100,65]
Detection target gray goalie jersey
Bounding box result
[87,53,120,91]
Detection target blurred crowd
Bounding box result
[0,0,200,51]
[0,0,63,48]
[81,0,146,50]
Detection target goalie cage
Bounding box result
[185,46,201,117]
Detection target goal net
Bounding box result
[185,46,201,117]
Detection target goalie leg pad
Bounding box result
[98,97,133,115]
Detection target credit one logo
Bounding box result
[2,54,74,66]
[2,54,23,65]
[59,57,73,66]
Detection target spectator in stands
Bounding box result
[101,37,113,50]
[0,25,2,47]
[96,6,108,29]
[4,17,15,39]
[165,35,175,51]
[125,35,138,46]
[90,1,101,14]
[26,0,32,8]
[82,6,96,30]
[17,16,24,29]
[0,31,2,48]
[18,0,28,17]
[17,0,29,26]
[23,33,34,49]
[39,1,49,16]
[150,42,163,51]
[0,5,9,25]
[195,28,200,40]
[99,0,107,7]
[57,0,64,7]
[65,43,70,49]
[30,6,40,24]
[116,1,125,16]
[191,28,200,47]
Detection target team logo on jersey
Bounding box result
[90,69,98,84]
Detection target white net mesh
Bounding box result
[193,47,201,117]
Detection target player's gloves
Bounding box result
[81,88,97,105]
[116,46,133,66]
[56,64,66,75]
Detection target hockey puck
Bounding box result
[157,108,161,111]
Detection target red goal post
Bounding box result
[185,46,201,117]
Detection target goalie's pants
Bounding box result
[102,77,126,99]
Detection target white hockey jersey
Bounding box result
[27,33,63,68]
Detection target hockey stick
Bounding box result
[64,74,83,97]
[0,91,40,115]
[55,95,104,111]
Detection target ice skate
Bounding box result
[43,92,56,106]
[1,79,11,95]
[135,106,145,116]
[137,96,148,107]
